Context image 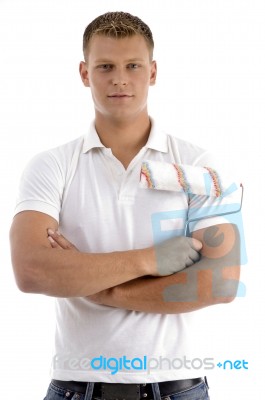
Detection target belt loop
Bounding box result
[84,382,94,400]
[204,376,210,389]
[151,383,161,400]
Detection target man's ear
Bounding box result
[79,61,90,87]
[149,60,157,86]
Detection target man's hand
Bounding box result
[152,236,202,276]
[47,229,79,251]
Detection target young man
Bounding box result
[10,11,241,400]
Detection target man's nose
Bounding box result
[112,69,128,86]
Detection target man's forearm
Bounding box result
[35,222,200,298]
[89,224,241,313]
[22,247,152,297]
[10,211,202,298]
[10,212,153,297]
[88,261,240,314]
[16,248,146,298]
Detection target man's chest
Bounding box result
[59,153,189,252]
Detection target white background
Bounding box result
[0,0,264,398]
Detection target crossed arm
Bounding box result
[10,211,241,314]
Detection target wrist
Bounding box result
[134,247,155,276]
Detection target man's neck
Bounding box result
[94,113,151,168]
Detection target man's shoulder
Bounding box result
[167,133,206,153]
[29,135,84,167]
[165,131,210,166]
[150,119,209,165]
[48,135,85,159]
[21,135,85,184]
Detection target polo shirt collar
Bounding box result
[82,118,168,154]
[145,117,168,153]
[82,122,105,153]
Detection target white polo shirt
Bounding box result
[14,119,239,383]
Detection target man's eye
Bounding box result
[98,64,112,70]
[128,63,139,69]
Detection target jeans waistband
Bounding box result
[51,377,204,398]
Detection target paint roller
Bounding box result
[139,160,243,236]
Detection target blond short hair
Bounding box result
[83,11,154,60]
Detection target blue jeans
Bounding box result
[44,380,210,400]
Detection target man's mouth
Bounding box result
[108,93,133,98]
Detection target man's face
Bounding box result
[80,34,157,121]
